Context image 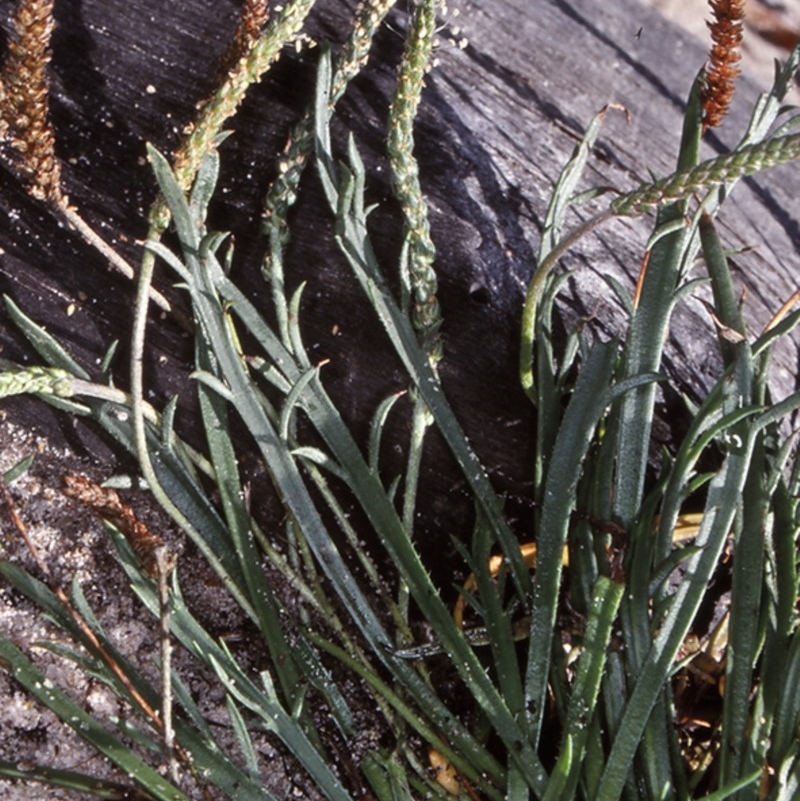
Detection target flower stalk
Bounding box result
[148,0,317,233]
[388,0,442,364]
[262,0,396,242]
[611,131,800,216]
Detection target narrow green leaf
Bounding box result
[0,638,190,801]
[0,759,139,800]
[563,577,624,796]
[189,141,226,221]
[3,295,91,380]
[542,734,573,801]
[147,145,200,252]
[226,696,262,781]
[700,213,746,365]
[695,769,761,801]
[469,509,523,716]
[524,340,618,741]
[368,391,405,475]
[596,346,756,801]
[2,453,34,484]
[720,437,769,787]
[280,364,322,441]
[197,331,304,698]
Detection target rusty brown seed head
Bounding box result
[212,0,269,89]
[0,0,63,201]
[701,0,745,131]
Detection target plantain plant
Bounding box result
[1,0,799,799]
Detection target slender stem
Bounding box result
[57,203,172,313]
[67,378,213,476]
[519,209,615,399]
[399,394,431,622]
[156,549,177,783]
[130,239,192,536]
[0,475,50,577]
[306,631,504,800]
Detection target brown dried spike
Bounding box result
[212,0,269,86]
[0,0,63,201]
[701,0,745,131]
[63,475,166,578]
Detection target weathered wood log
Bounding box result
[0,0,797,540]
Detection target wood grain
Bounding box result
[0,0,797,543]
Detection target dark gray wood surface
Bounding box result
[0,0,797,541]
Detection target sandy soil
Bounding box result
[0,422,168,800]
[0,421,299,799]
